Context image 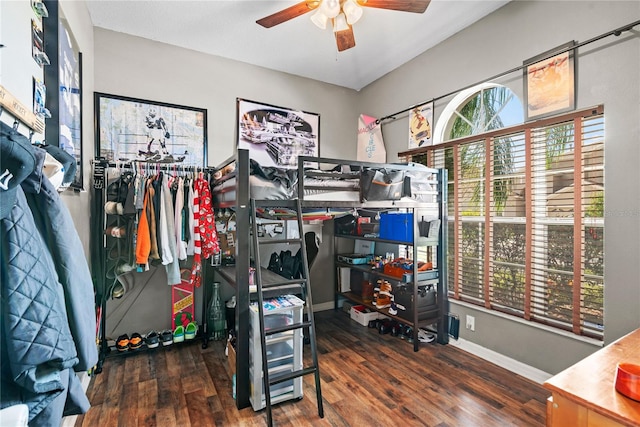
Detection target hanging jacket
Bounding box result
[190,183,202,287]
[136,186,151,265]
[194,175,219,260]
[0,197,89,419]
[0,134,91,424]
[161,174,181,285]
[24,147,98,372]
[186,178,196,256]
[146,176,160,260]
[174,176,187,261]
[152,173,163,259]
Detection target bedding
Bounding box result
[212,158,437,205]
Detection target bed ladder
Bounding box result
[250,198,324,427]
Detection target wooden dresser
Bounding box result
[544,328,640,427]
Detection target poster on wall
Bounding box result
[236,98,319,169]
[95,92,207,166]
[408,102,433,149]
[524,41,576,121]
[357,114,386,163]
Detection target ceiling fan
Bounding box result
[256,0,431,52]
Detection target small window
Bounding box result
[435,83,523,144]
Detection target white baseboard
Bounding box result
[448,337,553,384]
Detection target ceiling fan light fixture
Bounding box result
[310,9,329,29]
[332,12,349,33]
[342,0,363,25]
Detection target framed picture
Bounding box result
[408,102,433,149]
[524,41,576,121]
[43,1,84,190]
[95,93,207,166]
[236,98,319,169]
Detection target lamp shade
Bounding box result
[310,9,329,29]
[321,0,341,19]
[342,0,363,25]
[333,12,349,33]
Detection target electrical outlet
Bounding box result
[466,315,475,332]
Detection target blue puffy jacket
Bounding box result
[1,124,96,425]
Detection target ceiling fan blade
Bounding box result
[357,0,430,14]
[335,26,356,52]
[256,1,320,28]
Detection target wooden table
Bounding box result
[544,328,640,426]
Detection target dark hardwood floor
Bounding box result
[76,309,549,426]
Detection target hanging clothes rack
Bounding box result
[91,157,221,373]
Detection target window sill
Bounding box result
[449,299,605,348]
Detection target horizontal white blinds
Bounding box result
[424,112,604,339]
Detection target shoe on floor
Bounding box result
[173,325,185,343]
[129,332,143,350]
[145,330,159,349]
[403,326,414,343]
[185,322,198,340]
[116,334,129,352]
[161,330,173,346]
[418,329,435,343]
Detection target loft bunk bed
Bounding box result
[210,148,448,410]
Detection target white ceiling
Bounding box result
[86,0,509,91]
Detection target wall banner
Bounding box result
[357,114,386,163]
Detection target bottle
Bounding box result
[207,282,225,341]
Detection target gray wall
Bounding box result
[357,1,640,374]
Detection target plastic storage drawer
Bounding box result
[248,295,304,411]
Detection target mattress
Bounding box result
[212,161,438,204]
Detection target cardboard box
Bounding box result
[350,305,384,326]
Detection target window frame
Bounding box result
[400,105,605,340]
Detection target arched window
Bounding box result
[433,83,523,144]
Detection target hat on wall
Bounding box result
[0,121,36,220]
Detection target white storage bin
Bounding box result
[249,295,304,411]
